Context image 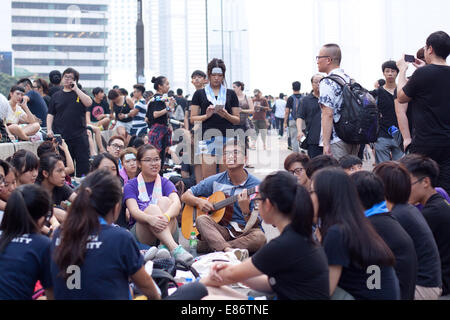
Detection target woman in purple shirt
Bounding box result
[124,144,193,264]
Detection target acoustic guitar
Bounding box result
[181,186,258,240]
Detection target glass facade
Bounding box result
[12,2,107,11]
[13,45,106,53]
[12,30,106,39]
[15,59,107,67]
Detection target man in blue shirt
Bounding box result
[181,140,266,259]
[17,78,48,127]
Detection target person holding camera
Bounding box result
[47,68,93,180]
[396,31,450,194]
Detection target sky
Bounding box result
[245,0,450,95]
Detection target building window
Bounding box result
[12,45,106,53]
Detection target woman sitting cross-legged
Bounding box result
[124,144,194,265]
[201,171,330,300]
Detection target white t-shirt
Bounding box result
[6,105,27,125]
[0,94,10,122]
[274,99,287,119]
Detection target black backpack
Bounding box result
[323,74,379,144]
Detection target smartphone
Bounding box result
[404,55,416,63]
[54,134,63,145]
[215,105,225,112]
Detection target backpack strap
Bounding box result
[323,74,348,88]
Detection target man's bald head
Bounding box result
[322,43,342,66]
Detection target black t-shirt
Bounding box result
[191,89,239,136]
[48,86,62,97]
[252,224,329,300]
[50,224,144,300]
[113,98,133,123]
[372,87,399,139]
[175,96,189,113]
[0,232,52,300]
[391,204,442,288]
[146,94,168,127]
[88,99,110,123]
[323,224,400,300]
[402,64,450,147]
[26,90,48,128]
[297,93,322,145]
[48,90,88,140]
[286,94,302,120]
[368,213,417,300]
[422,193,450,295]
[52,185,74,206]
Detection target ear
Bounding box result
[42,170,49,179]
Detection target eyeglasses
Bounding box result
[316,56,331,61]
[63,75,74,80]
[288,168,304,176]
[254,197,266,202]
[224,150,244,157]
[140,158,161,164]
[110,144,125,150]
[0,175,5,186]
[411,177,426,186]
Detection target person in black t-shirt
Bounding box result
[108,89,135,145]
[351,171,417,300]
[86,87,109,156]
[47,68,93,178]
[190,59,240,180]
[397,31,450,194]
[371,61,404,164]
[284,82,302,153]
[201,171,330,300]
[146,76,176,172]
[297,74,324,158]
[401,154,450,297]
[17,78,48,128]
[374,161,442,300]
[36,154,77,224]
[0,185,53,300]
[311,168,400,300]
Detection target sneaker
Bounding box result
[172,245,194,265]
[231,248,249,262]
[155,248,171,260]
[144,246,158,262]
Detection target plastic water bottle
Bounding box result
[189,232,198,257]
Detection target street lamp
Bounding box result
[81,10,108,90]
[212,29,247,84]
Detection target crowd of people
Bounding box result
[0,30,449,301]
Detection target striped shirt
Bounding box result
[131,99,148,136]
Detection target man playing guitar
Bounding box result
[181,139,266,260]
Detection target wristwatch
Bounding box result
[166,106,171,112]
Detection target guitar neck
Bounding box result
[212,187,257,211]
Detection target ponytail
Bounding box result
[259,171,314,241]
[53,170,123,279]
[290,184,314,241]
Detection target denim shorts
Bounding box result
[195,136,234,157]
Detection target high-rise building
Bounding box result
[146,0,249,95]
[11,0,110,89]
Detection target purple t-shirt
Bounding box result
[416,188,450,211]
[123,177,177,227]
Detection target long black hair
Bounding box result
[53,170,123,279]
[36,153,64,184]
[90,153,119,177]
[0,185,51,253]
[312,168,395,268]
[259,171,314,241]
